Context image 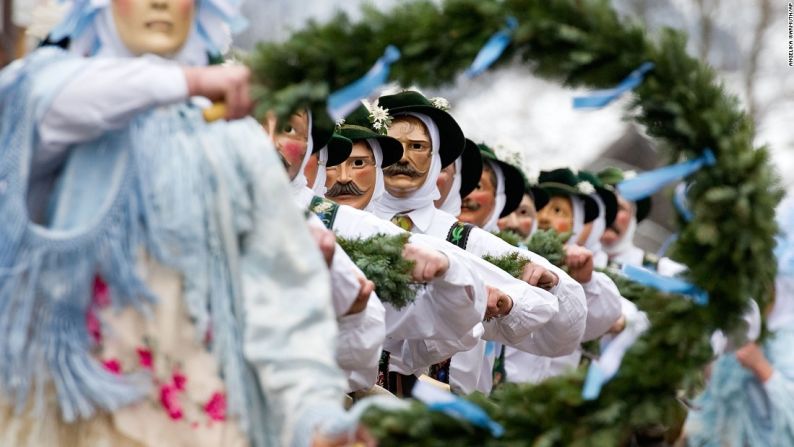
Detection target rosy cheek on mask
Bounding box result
[179,0,195,15]
[554,221,572,234]
[280,141,306,166]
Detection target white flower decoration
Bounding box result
[525,171,539,186]
[334,118,345,132]
[363,100,393,135]
[577,181,596,195]
[430,97,451,112]
[623,170,638,180]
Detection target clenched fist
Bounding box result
[520,262,559,290]
[485,286,514,320]
[564,245,594,284]
[345,276,374,316]
[402,244,450,283]
[183,64,252,120]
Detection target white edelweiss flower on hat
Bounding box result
[334,118,345,132]
[430,96,451,112]
[623,170,638,179]
[364,100,393,135]
[525,170,540,186]
[577,181,596,195]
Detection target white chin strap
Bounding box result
[311,147,329,195]
[437,157,463,216]
[567,196,586,245]
[482,161,506,232]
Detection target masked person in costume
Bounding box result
[502,168,623,384]
[683,196,794,447]
[496,181,549,243]
[0,1,372,446]
[597,167,686,277]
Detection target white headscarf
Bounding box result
[585,194,608,267]
[311,147,329,195]
[603,212,644,266]
[362,139,386,212]
[437,157,463,216]
[374,113,441,219]
[289,112,314,194]
[482,160,506,233]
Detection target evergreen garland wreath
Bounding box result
[337,234,417,309]
[250,0,782,444]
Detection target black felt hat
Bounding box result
[597,167,652,222]
[319,134,353,167]
[376,91,464,168]
[459,139,483,199]
[577,170,619,227]
[538,168,600,223]
[527,183,550,212]
[342,105,405,168]
[478,144,526,217]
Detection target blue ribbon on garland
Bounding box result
[327,45,401,121]
[621,264,709,305]
[617,149,716,202]
[573,62,655,109]
[412,381,504,437]
[673,182,694,222]
[465,17,518,78]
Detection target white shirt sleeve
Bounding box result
[466,228,588,357]
[383,252,485,341]
[386,324,484,374]
[36,56,188,170]
[580,271,624,341]
[336,294,386,393]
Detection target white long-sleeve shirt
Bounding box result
[402,204,588,358]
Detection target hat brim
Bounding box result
[539,183,599,223]
[339,127,404,168]
[529,186,550,211]
[636,197,652,222]
[323,134,353,167]
[492,160,526,218]
[459,139,483,199]
[596,186,618,227]
[390,106,464,168]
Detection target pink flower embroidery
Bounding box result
[160,384,183,420]
[93,276,110,308]
[86,308,102,344]
[136,347,153,370]
[103,359,122,375]
[204,392,226,422]
[172,371,187,391]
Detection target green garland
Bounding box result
[250,0,782,444]
[483,252,532,279]
[337,234,416,309]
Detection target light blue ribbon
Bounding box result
[412,381,503,437]
[427,400,504,437]
[617,149,716,202]
[621,264,709,305]
[465,17,518,78]
[573,62,655,109]
[582,362,608,400]
[327,45,401,121]
[673,182,694,222]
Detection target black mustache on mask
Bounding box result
[383,161,421,178]
[461,198,482,211]
[326,181,365,197]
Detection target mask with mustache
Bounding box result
[384,161,423,178]
[461,198,482,211]
[326,181,365,198]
